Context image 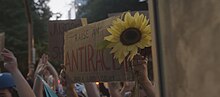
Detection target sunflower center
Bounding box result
[120,28,141,45]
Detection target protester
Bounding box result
[41,54,59,91]
[59,64,66,88]
[84,82,100,97]
[132,54,155,97]
[33,54,64,97]
[99,83,110,97]
[0,49,155,97]
[107,54,155,97]
[107,82,122,97]
[120,81,135,97]
[26,70,34,88]
[0,48,36,97]
[74,83,87,97]
[33,58,45,97]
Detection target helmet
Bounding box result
[0,73,16,89]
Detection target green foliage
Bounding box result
[76,0,148,23]
[0,0,52,74]
[97,40,111,50]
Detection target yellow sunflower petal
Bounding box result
[124,12,134,28]
[114,49,125,64]
[141,25,151,35]
[134,12,142,28]
[108,26,121,36]
[113,51,119,59]
[134,12,140,19]
[136,14,145,28]
[115,18,126,29]
[142,16,148,26]
[122,46,129,57]
[127,45,136,51]
[118,57,124,64]
[128,47,138,61]
[114,46,128,64]
[113,19,125,29]
[136,42,146,49]
[110,42,122,53]
[142,34,152,40]
[104,35,119,42]
[106,42,117,48]
[139,37,151,47]
[140,21,148,32]
[119,51,127,64]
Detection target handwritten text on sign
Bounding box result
[48,19,84,62]
[64,17,133,82]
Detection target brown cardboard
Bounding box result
[64,17,133,82]
[48,19,86,62]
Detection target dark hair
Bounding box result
[8,88,19,97]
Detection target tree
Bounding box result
[76,0,148,23]
[0,0,52,74]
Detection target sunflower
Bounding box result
[104,12,152,64]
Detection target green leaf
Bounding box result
[97,40,111,50]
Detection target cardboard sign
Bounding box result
[48,19,87,62]
[64,17,133,82]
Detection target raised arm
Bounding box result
[120,81,135,97]
[1,48,36,97]
[33,57,47,97]
[46,61,59,90]
[108,82,122,97]
[133,54,155,97]
[84,82,100,97]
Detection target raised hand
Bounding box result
[1,48,18,73]
[35,54,49,77]
[133,54,149,81]
[133,54,155,97]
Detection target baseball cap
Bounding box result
[0,73,16,89]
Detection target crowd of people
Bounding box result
[0,48,155,97]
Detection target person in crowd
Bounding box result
[74,83,88,97]
[59,63,100,97]
[33,58,45,97]
[84,82,100,97]
[59,64,66,88]
[33,54,64,97]
[40,54,59,91]
[26,70,34,88]
[107,54,155,97]
[107,82,122,97]
[0,48,36,97]
[99,83,110,97]
[132,54,155,97]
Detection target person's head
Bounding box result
[43,67,50,76]
[0,73,19,97]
